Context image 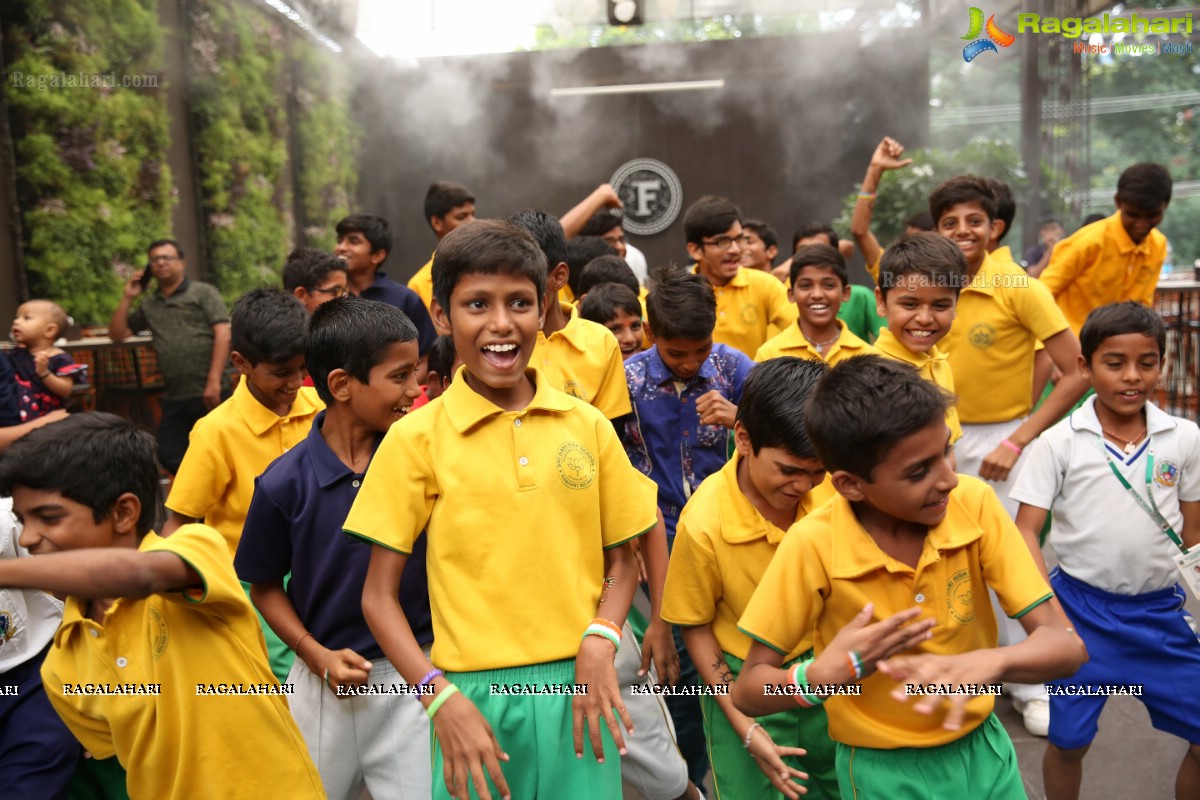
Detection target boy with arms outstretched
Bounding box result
[1011,302,1200,800]
[734,356,1082,799]
[236,297,430,800]
[0,413,324,800]
[347,219,658,800]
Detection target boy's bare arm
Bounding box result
[0,409,68,452]
[1014,503,1079,645]
[204,323,231,410]
[850,137,912,274]
[640,510,679,683]
[160,511,199,538]
[1180,500,1200,550]
[684,625,808,799]
[251,580,371,692]
[362,544,511,800]
[560,184,621,239]
[0,548,199,599]
[978,330,1090,482]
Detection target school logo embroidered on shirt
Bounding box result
[1155,458,1180,488]
[148,606,169,660]
[969,323,996,349]
[740,304,760,326]
[0,609,13,648]
[947,570,976,624]
[557,442,597,490]
[563,380,590,404]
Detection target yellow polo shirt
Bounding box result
[1039,212,1167,335]
[754,320,876,366]
[873,328,962,442]
[662,454,834,660]
[942,252,1069,423]
[407,253,435,311]
[533,303,632,419]
[166,380,322,558]
[693,265,798,358]
[344,367,658,672]
[738,476,1052,749]
[40,525,324,799]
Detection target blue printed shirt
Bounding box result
[620,344,754,535]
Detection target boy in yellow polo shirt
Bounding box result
[408,181,477,311]
[685,196,797,357]
[0,413,324,800]
[663,356,843,799]
[347,219,658,800]
[755,245,874,366]
[162,288,322,681]
[1040,163,1172,336]
[872,233,964,444]
[512,210,632,421]
[733,356,1083,799]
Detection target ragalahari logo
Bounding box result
[962,7,1015,62]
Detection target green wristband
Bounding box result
[426,683,460,720]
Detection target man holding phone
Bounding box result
[108,239,231,473]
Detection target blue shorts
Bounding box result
[1048,568,1200,750]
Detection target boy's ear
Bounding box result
[685,241,704,263]
[230,351,253,375]
[643,326,657,347]
[548,262,569,294]
[369,248,388,269]
[325,368,352,402]
[429,298,451,336]
[874,285,887,318]
[830,470,868,502]
[292,286,309,304]
[732,421,752,458]
[766,244,778,262]
[989,218,1005,247]
[111,492,142,537]
[841,282,852,302]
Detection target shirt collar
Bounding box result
[306,411,381,488]
[873,328,945,369]
[1070,395,1176,438]
[540,304,588,352]
[1104,211,1154,256]
[964,251,998,297]
[440,366,574,433]
[156,277,190,299]
[232,379,320,436]
[717,454,813,546]
[691,263,748,288]
[827,492,983,579]
[644,346,716,387]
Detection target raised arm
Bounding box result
[561,184,622,239]
[850,137,912,279]
[108,272,145,342]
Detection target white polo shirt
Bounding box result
[1010,397,1200,595]
[0,497,65,673]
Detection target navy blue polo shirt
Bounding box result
[360,271,437,356]
[235,412,433,659]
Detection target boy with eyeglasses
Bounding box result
[283,247,350,313]
[684,196,797,358]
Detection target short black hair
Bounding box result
[1082,212,1107,227]
[929,175,997,225]
[736,357,827,458]
[743,219,778,251]
[790,244,848,287]
[424,182,475,228]
[791,222,837,252]
[282,247,347,292]
[877,233,968,299]
[305,296,419,405]
[985,178,1015,242]
[508,209,569,275]
[579,256,639,297]
[335,214,392,256]
[148,238,183,258]
[426,334,458,380]
[580,283,642,326]
[806,355,950,480]
[580,209,624,238]
[230,288,308,365]
[432,219,548,313]
[1080,301,1166,365]
[1116,163,1173,210]
[903,210,934,232]
[683,196,741,245]
[564,236,617,298]
[645,265,716,341]
[0,412,161,538]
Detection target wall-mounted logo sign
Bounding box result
[610,158,682,236]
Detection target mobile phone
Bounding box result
[138,263,153,290]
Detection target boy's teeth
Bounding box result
[483,343,517,352]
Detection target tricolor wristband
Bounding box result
[790,660,826,708]
[583,625,621,651]
[846,651,864,681]
[589,617,622,639]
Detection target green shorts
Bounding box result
[835,713,1023,799]
[435,659,620,800]
[703,653,840,800]
[239,578,294,683]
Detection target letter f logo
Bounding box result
[962,7,1015,62]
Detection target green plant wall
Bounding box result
[3,0,172,324]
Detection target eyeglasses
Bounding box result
[701,234,750,250]
[149,255,179,264]
[310,284,348,297]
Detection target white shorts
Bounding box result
[617,622,690,800]
[956,419,1027,519]
[287,656,432,800]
